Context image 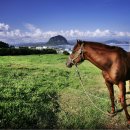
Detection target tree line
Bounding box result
[0,41,57,56]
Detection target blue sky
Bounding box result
[0,0,130,43]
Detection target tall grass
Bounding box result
[0,55,127,128]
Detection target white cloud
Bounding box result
[0,22,130,44]
[59,29,112,38]
[114,31,130,37]
[24,23,36,31]
[0,23,10,31]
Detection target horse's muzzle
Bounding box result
[66,61,73,68]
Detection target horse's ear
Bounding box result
[77,40,82,45]
[77,40,79,43]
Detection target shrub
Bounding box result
[0,48,57,56]
[63,51,70,55]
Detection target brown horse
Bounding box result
[66,40,130,127]
[127,52,130,91]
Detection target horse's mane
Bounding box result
[74,41,126,53]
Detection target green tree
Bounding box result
[0,41,9,48]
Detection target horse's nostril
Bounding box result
[66,62,72,68]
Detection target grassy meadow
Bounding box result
[0,54,129,128]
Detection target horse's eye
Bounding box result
[72,51,75,54]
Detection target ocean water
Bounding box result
[108,44,130,52]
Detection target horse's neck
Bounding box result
[84,45,110,70]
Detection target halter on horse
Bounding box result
[67,43,84,67]
[66,40,130,128]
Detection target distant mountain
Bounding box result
[46,35,69,46]
[104,39,129,44]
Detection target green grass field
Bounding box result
[0,54,129,128]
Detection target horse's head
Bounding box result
[66,40,85,68]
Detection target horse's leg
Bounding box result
[105,80,115,114]
[118,82,126,103]
[118,81,130,127]
[129,80,130,91]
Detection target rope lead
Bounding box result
[74,65,116,116]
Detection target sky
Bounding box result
[0,0,130,44]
